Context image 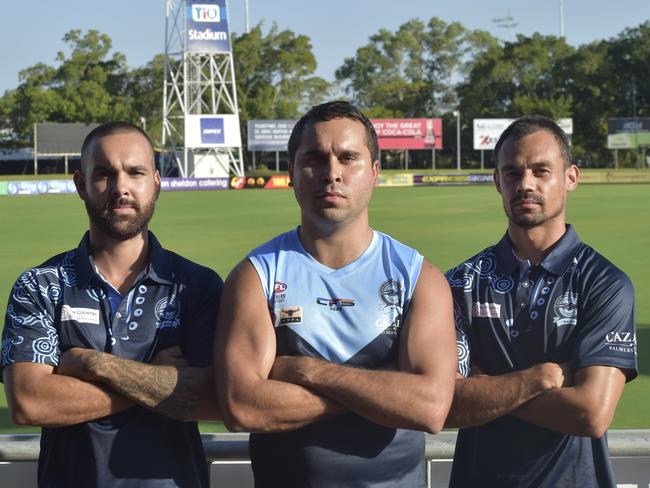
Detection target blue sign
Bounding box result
[186,0,231,53]
[200,118,225,144]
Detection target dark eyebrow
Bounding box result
[500,161,552,172]
[301,149,327,159]
[340,150,362,159]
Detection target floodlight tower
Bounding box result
[161,0,244,177]
[492,15,519,43]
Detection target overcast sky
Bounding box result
[1,0,648,94]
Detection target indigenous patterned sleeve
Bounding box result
[573,267,637,381]
[2,269,61,373]
[181,267,224,367]
[445,266,471,378]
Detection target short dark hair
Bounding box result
[287,101,379,164]
[493,115,572,169]
[80,121,154,171]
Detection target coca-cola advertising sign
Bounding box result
[371,119,442,150]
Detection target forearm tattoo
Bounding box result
[93,352,208,419]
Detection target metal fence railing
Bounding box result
[1,430,649,487]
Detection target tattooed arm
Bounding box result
[57,347,221,421]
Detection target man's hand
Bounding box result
[57,347,101,382]
[269,356,312,384]
[524,362,573,390]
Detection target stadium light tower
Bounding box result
[492,15,518,42]
[161,0,244,177]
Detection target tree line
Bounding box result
[1,19,648,168]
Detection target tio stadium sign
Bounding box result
[186,0,231,53]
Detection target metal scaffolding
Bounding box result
[161,0,244,177]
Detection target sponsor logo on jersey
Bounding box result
[605,331,637,354]
[379,279,401,307]
[316,297,355,311]
[61,305,100,325]
[278,306,302,326]
[472,302,501,318]
[553,292,578,326]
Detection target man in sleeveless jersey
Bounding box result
[444,116,637,487]
[2,122,222,487]
[215,101,457,487]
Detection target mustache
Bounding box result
[106,198,138,210]
[511,192,544,205]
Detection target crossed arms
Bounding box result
[445,356,627,438]
[214,258,457,434]
[4,345,221,427]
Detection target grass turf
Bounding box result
[0,183,648,432]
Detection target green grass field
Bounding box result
[0,183,648,432]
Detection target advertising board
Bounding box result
[186,0,231,53]
[371,119,442,150]
[185,114,242,148]
[247,120,296,151]
[473,118,573,150]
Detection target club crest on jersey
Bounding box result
[316,297,355,311]
[379,279,402,308]
[155,296,180,329]
[553,292,578,326]
[277,306,302,326]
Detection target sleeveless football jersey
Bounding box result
[248,227,426,487]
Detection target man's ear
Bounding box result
[493,170,502,194]
[154,169,162,200]
[566,164,579,192]
[73,170,87,201]
[288,161,294,187]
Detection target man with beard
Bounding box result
[215,101,456,487]
[444,116,637,487]
[1,121,222,487]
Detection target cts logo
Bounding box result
[192,4,221,23]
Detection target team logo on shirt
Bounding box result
[277,306,302,326]
[316,297,355,311]
[552,292,578,326]
[155,296,180,329]
[379,280,401,307]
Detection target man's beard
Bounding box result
[85,196,156,240]
[504,192,562,229]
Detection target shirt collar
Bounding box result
[494,224,582,277]
[74,231,174,287]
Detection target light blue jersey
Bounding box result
[248,227,426,488]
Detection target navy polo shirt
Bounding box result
[1,232,223,488]
[446,225,637,488]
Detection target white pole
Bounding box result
[560,0,565,38]
[453,111,461,171]
[245,0,250,33]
